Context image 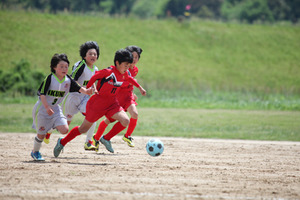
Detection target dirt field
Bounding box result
[0,132,299,200]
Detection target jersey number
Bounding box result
[111,88,117,94]
[52,98,58,105]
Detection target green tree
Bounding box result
[99,0,135,15]
[268,0,290,21]
[286,0,300,23]
[221,0,274,23]
[0,59,45,96]
[164,0,187,17]
[131,0,169,18]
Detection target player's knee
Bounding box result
[131,111,138,119]
[120,117,130,127]
[60,127,69,134]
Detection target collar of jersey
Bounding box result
[82,60,95,72]
[52,72,65,83]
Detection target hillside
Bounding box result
[0,10,299,95]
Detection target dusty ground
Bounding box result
[0,132,299,200]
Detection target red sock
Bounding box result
[60,126,81,146]
[103,122,126,141]
[94,120,108,140]
[45,132,51,139]
[125,118,138,137]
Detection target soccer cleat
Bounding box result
[100,136,114,153]
[84,142,97,151]
[92,135,99,152]
[122,135,135,147]
[31,151,45,161]
[53,137,64,158]
[44,132,52,144]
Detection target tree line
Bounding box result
[1,0,299,23]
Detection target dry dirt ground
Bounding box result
[0,132,299,200]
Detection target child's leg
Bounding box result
[103,111,129,141]
[125,104,138,138]
[33,134,45,152]
[56,124,69,135]
[32,133,46,161]
[60,119,93,146]
[94,118,110,140]
[85,122,97,143]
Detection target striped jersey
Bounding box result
[71,60,98,88]
[37,73,81,108]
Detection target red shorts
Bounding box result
[117,90,137,111]
[85,95,123,123]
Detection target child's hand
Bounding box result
[46,107,54,116]
[80,87,93,95]
[139,86,146,96]
[86,87,94,95]
[94,87,98,94]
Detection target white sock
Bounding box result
[85,122,97,143]
[47,128,55,133]
[33,136,43,152]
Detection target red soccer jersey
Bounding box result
[120,65,139,91]
[117,65,139,110]
[86,65,140,97]
[129,65,139,78]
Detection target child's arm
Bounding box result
[93,83,98,94]
[79,87,94,95]
[40,95,54,116]
[86,70,107,89]
[137,85,146,96]
[126,76,146,96]
[68,74,94,95]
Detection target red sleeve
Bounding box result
[126,76,140,88]
[86,69,108,88]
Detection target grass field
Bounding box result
[0,10,299,94]
[1,103,299,141]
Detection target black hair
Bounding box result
[114,49,133,66]
[125,45,143,58]
[50,53,69,73]
[79,41,100,60]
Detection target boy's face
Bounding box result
[84,49,98,66]
[54,61,69,78]
[116,61,131,74]
[132,52,139,66]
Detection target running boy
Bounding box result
[95,45,143,148]
[62,41,100,151]
[53,49,146,157]
[31,53,94,161]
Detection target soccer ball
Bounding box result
[146,138,164,157]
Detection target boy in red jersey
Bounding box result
[53,49,146,157]
[95,45,143,148]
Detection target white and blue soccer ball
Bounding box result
[146,138,164,157]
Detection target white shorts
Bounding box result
[63,93,90,121]
[32,102,67,135]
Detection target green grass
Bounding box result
[0,10,299,94]
[1,103,299,141]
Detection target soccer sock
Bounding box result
[45,132,51,139]
[85,122,97,143]
[103,122,126,141]
[125,118,138,138]
[45,128,55,139]
[60,126,81,146]
[33,136,43,152]
[94,120,108,141]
